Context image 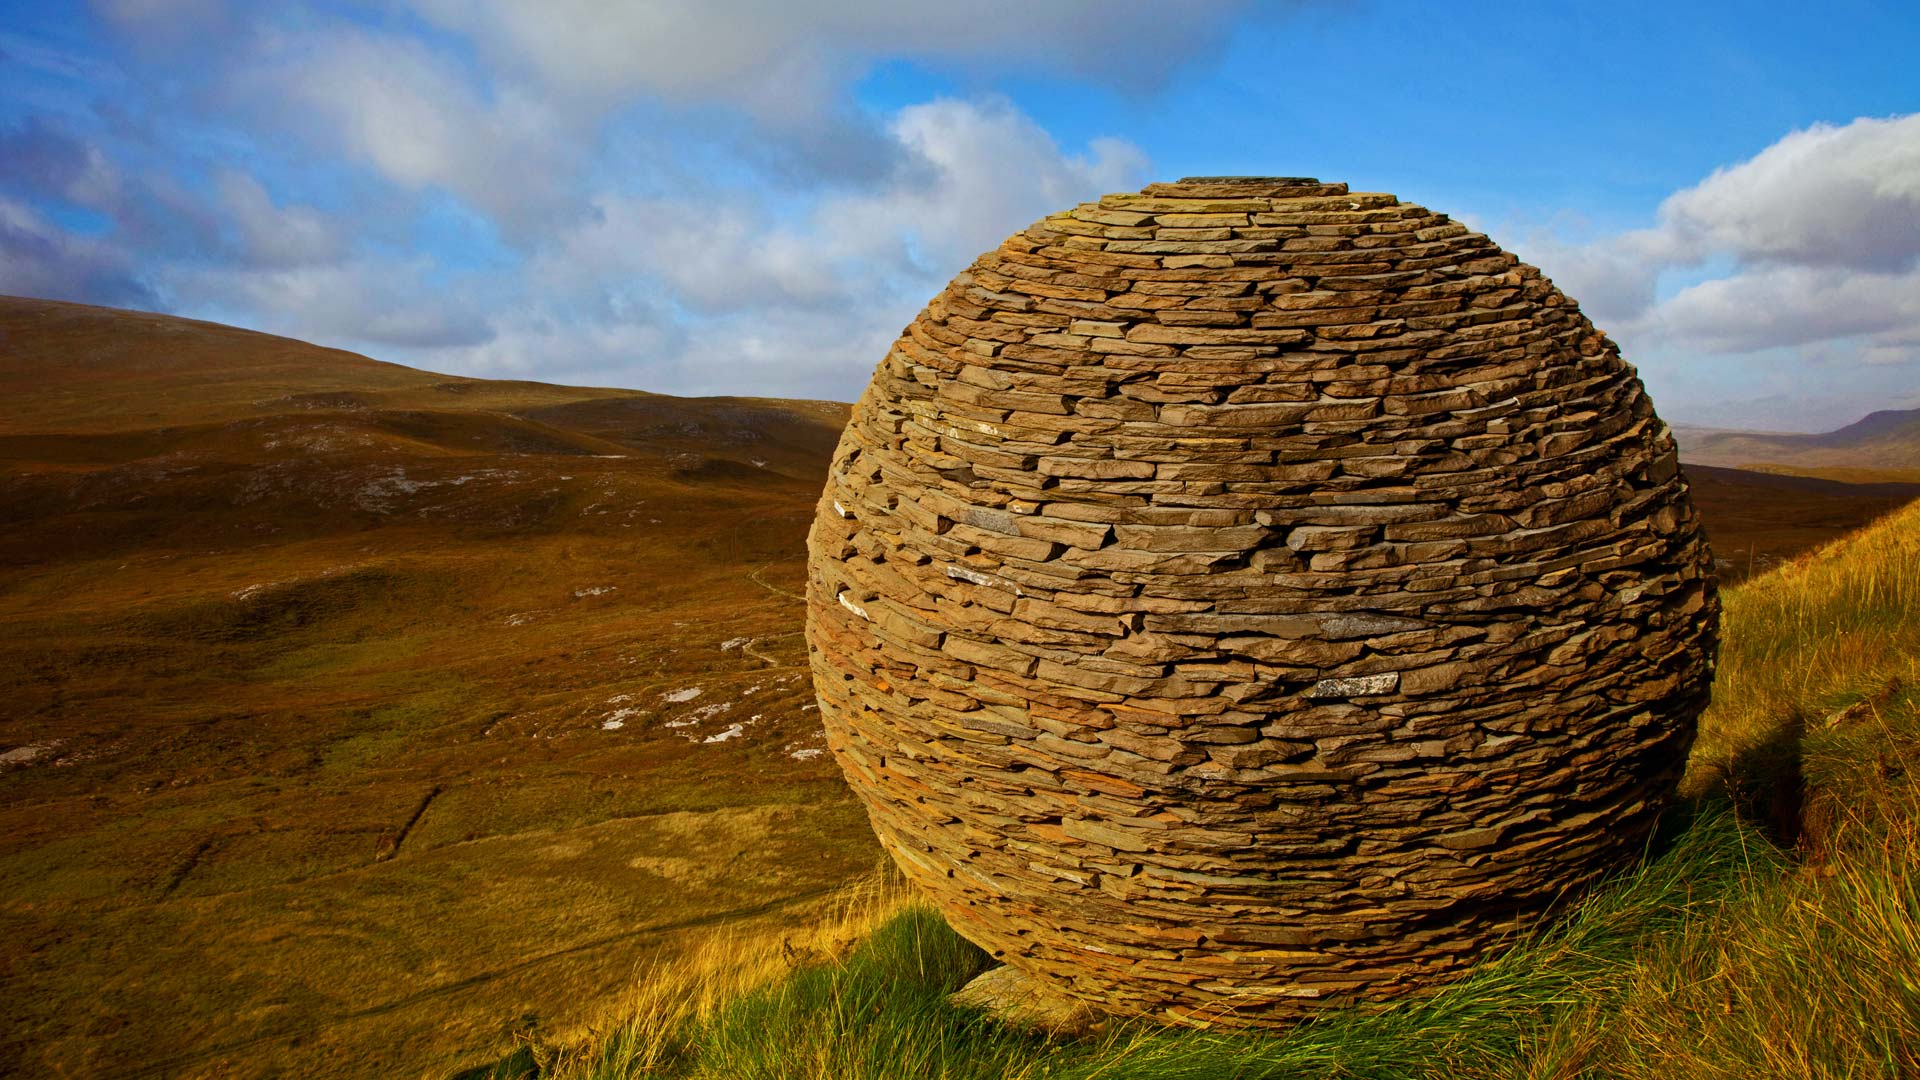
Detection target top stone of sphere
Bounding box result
[805,176,1719,1027]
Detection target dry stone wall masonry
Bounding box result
[805,177,1719,1027]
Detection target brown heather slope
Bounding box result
[0,296,1912,1077]
[0,296,877,1079]
[1683,464,1920,584]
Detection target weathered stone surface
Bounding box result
[806,176,1718,1029]
[950,964,1103,1036]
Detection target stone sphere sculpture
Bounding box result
[805,176,1718,1026]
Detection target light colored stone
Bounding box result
[1306,672,1400,698]
[951,965,1104,1036]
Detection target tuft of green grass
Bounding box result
[647,907,1021,1080]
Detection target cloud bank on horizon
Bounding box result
[2,0,1916,432]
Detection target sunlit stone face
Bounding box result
[805,177,1718,1026]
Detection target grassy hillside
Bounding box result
[0,297,881,1079]
[488,498,1920,1080]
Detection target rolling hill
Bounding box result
[0,296,877,1079]
[1675,408,1920,477]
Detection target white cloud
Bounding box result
[1518,114,1920,430]
[555,97,1144,304]
[1518,227,1679,326]
[393,305,681,386]
[668,307,908,400]
[0,118,123,210]
[440,97,1147,397]
[18,12,1154,405]
[824,99,1148,276]
[396,0,1241,187]
[165,257,495,349]
[196,1,1243,229]
[541,197,856,316]
[1649,264,1920,354]
[214,172,341,268]
[1536,114,1920,325]
[408,0,1250,109]
[237,26,579,231]
[1660,114,1920,272]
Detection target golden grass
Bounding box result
[513,870,922,1078]
[1685,497,1920,796]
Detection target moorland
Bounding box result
[0,297,876,1078]
[1,295,1915,1078]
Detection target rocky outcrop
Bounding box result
[805,177,1718,1026]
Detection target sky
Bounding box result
[1,1,1916,432]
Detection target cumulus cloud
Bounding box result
[213,172,342,268]
[1541,114,1920,329]
[163,257,496,349]
[15,0,1172,404]
[14,4,1227,408]
[827,99,1149,274]
[0,116,250,270]
[1522,114,1920,430]
[1660,114,1920,272]
[232,25,580,232]
[401,0,1242,187]
[468,96,1148,396]
[543,98,1146,318]
[393,303,681,385]
[542,197,850,316]
[1649,265,1920,355]
[1519,227,1678,326]
[1535,115,1920,347]
[0,117,121,209]
[667,306,908,400]
[206,1,1233,228]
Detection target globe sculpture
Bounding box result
[805,176,1718,1026]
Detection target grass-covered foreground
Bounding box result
[474,498,1920,1080]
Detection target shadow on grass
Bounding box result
[1721,708,1810,850]
[449,1044,540,1080]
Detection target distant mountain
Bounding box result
[1675,408,1920,474]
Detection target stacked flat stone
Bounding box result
[805,177,1718,1026]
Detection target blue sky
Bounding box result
[2,1,1916,431]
